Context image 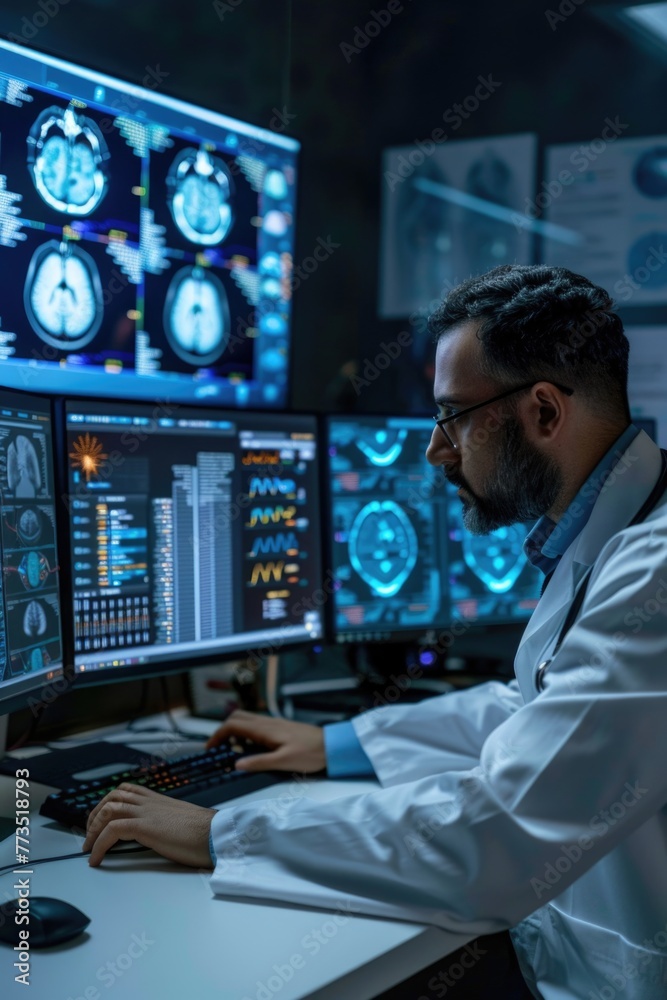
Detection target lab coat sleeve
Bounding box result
[210,519,667,934]
[351,678,524,786]
[324,676,523,780]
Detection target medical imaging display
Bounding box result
[327,416,542,642]
[0,389,64,707]
[0,40,299,408]
[66,401,323,676]
[444,487,541,623]
[328,417,449,641]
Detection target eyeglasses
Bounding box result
[433,380,574,450]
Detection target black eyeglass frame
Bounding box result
[433,380,574,450]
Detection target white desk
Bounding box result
[0,716,474,1000]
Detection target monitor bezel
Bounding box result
[0,35,300,411]
[0,382,68,716]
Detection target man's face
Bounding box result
[425,320,563,533]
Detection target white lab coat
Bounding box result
[210,430,667,999]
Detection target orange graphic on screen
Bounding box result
[69,433,109,481]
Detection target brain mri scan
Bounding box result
[167,147,234,245]
[17,508,43,546]
[163,265,230,366]
[349,500,419,598]
[7,435,42,498]
[24,240,104,350]
[23,600,47,638]
[18,551,50,591]
[28,104,109,215]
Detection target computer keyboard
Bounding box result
[39,737,283,829]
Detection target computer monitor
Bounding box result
[62,400,323,682]
[0,39,299,408]
[326,415,542,644]
[0,387,64,716]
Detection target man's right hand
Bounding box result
[205,710,326,774]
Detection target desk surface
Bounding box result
[0,715,473,1000]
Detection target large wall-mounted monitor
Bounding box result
[0,39,299,408]
[0,387,64,715]
[326,415,542,644]
[63,401,323,682]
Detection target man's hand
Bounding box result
[206,710,326,774]
[82,783,215,869]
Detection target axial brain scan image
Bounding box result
[167,147,234,245]
[28,104,109,216]
[17,508,43,545]
[24,240,103,350]
[163,265,230,365]
[349,500,419,599]
[23,599,47,638]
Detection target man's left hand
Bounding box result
[82,783,216,869]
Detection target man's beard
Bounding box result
[446,417,564,535]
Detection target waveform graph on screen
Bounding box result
[248,476,297,498]
[246,504,297,527]
[249,560,286,586]
[249,532,300,557]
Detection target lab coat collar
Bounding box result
[515,430,664,700]
[568,429,663,568]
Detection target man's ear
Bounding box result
[523,383,567,443]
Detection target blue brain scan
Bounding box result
[24,647,46,672]
[23,600,47,638]
[24,240,103,350]
[349,500,418,598]
[17,508,43,545]
[18,551,49,590]
[167,147,234,245]
[356,428,408,467]
[446,487,541,622]
[27,104,109,215]
[329,417,447,637]
[461,523,529,594]
[163,265,230,365]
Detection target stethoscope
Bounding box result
[535,449,667,693]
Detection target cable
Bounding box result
[0,844,150,876]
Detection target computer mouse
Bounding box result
[0,896,90,948]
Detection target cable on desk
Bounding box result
[0,845,150,876]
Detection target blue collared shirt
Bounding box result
[323,424,641,779]
[523,424,639,576]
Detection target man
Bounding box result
[83,265,667,1000]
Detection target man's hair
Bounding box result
[428,264,630,422]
